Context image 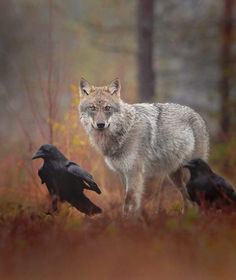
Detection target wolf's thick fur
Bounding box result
[79,78,209,214]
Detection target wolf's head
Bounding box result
[79,78,122,132]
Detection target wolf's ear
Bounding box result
[79,78,91,96]
[108,78,121,96]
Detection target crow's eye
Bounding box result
[104,106,111,111]
[89,105,96,111]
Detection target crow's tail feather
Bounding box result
[86,180,101,194]
[70,193,102,216]
[225,188,236,203]
[218,184,236,204]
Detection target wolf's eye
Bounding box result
[89,105,96,111]
[104,106,111,111]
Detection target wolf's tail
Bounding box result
[190,111,210,161]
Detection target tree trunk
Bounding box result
[219,0,235,137]
[137,0,155,102]
[47,0,54,144]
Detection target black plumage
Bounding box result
[184,158,236,210]
[32,144,102,216]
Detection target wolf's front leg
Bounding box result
[122,167,145,216]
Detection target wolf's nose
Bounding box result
[97,123,105,129]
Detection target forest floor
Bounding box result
[1,185,236,280]
[0,138,236,280]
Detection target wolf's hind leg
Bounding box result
[143,175,165,216]
[170,167,193,212]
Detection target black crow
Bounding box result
[184,158,236,210]
[32,144,102,216]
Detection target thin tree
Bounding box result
[219,0,235,137]
[137,0,155,101]
[47,0,55,144]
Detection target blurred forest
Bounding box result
[0,0,235,149]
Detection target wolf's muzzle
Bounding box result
[96,123,105,129]
[92,122,110,130]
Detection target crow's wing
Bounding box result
[65,161,101,194]
[38,165,56,195]
[69,192,102,216]
[211,174,236,203]
[38,166,46,184]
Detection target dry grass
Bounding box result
[0,153,236,280]
[1,193,236,280]
[1,91,236,279]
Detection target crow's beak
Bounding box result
[183,162,195,169]
[32,150,44,160]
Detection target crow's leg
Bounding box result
[170,167,193,213]
[197,192,208,213]
[46,194,59,215]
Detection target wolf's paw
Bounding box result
[182,200,198,214]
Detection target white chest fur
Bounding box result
[104,151,137,174]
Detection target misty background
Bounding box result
[0,0,235,151]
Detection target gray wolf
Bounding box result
[32,144,102,216]
[184,158,236,210]
[79,78,209,215]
